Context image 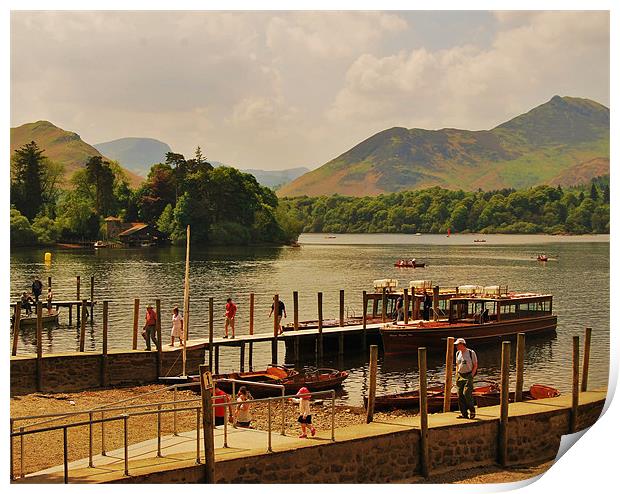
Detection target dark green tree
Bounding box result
[10,141,45,220]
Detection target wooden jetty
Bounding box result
[11,300,96,326]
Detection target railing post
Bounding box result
[157,404,162,457]
[339,289,345,327]
[132,298,140,350]
[444,336,454,412]
[196,408,201,464]
[240,342,245,372]
[12,303,21,356]
[581,327,592,392]
[63,426,69,484]
[199,364,215,482]
[101,411,106,456]
[515,333,525,402]
[123,414,129,476]
[9,419,14,481]
[156,299,162,377]
[90,275,95,322]
[88,412,94,467]
[272,294,279,364]
[173,387,178,436]
[418,347,429,478]
[571,335,580,433]
[101,301,109,387]
[267,399,273,452]
[223,403,229,448]
[76,276,81,323]
[331,390,336,442]
[281,388,286,436]
[498,341,511,466]
[20,426,24,478]
[366,345,378,423]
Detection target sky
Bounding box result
[10,10,610,171]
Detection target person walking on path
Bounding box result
[142,304,159,351]
[224,297,237,339]
[234,386,253,428]
[269,296,287,335]
[170,306,184,347]
[455,337,478,419]
[291,387,316,438]
[31,277,43,303]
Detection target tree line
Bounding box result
[10,142,302,246]
[280,178,610,235]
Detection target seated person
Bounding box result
[20,292,34,316]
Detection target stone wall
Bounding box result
[10,346,206,395]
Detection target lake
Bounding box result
[10,233,609,405]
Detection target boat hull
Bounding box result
[381,315,557,354]
[18,311,60,328]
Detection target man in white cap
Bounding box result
[454,338,478,419]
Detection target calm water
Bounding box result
[10,234,609,405]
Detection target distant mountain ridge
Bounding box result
[10,121,143,187]
[278,95,610,197]
[93,137,172,177]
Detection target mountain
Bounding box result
[241,167,310,189]
[10,121,143,187]
[278,96,609,197]
[93,137,172,177]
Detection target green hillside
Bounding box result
[10,121,143,187]
[278,96,609,197]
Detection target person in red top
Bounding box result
[224,297,237,339]
[142,304,159,351]
[213,387,233,427]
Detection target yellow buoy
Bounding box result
[44,252,52,262]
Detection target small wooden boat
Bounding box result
[15,309,60,328]
[537,255,548,261]
[473,239,486,243]
[282,368,349,394]
[394,260,426,268]
[367,383,559,411]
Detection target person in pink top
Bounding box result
[224,297,237,339]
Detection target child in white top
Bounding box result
[292,387,316,438]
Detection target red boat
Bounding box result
[394,259,426,268]
[381,291,556,353]
[367,383,559,411]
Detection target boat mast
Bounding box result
[182,225,190,377]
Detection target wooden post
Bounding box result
[317,292,323,361]
[249,293,254,335]
[515,333,525,402]
[293,291,299,330]
[215,345,220,374]
[403,288,409,324]
[432,285,439,321]
[571,335,580,433]
[101,301,109,387]
[418,347,429,478]
[240,342,245,372]
[581,327,592,392]
[362,291,367,330]
[132,298,140,350]
[248,341,253,371]
[381,287,387,323]
[366,345,378,423]
[76,276,81,322]
[36,302,43,391]
[272,294,279,364]
[156,299,162,377]
[208,297,214,372]
[48,276,52,289]
[498,341,510,466]
[199,365,215,483]
[338,333,344,357]
[443,337,455,413]
[12,303,21,356]
[90,276,95,323]
[339,289,345,327]
[69,305,73,326]
[79,299,87,352]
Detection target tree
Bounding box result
[85,156,115,216]
[11,141,46,220]
[589,182,599,201]
[10,208,37,245]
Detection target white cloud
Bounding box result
[327,11,609,131]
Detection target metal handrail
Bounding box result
[10,389,337,483]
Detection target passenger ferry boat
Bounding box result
[379,283,556,354]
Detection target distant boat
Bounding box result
[325,235,336,239]
[537,254,549,262]
[415,233,422,236]
[473,239,486,243]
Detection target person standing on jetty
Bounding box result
[170,306,184,347]
[269,296,287,335]
[31,277,43,303]
[224,297,237,339]
[455,338,478,419]
[46,288,53,314]
[422,290,432,321]
[142,304,159,351]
